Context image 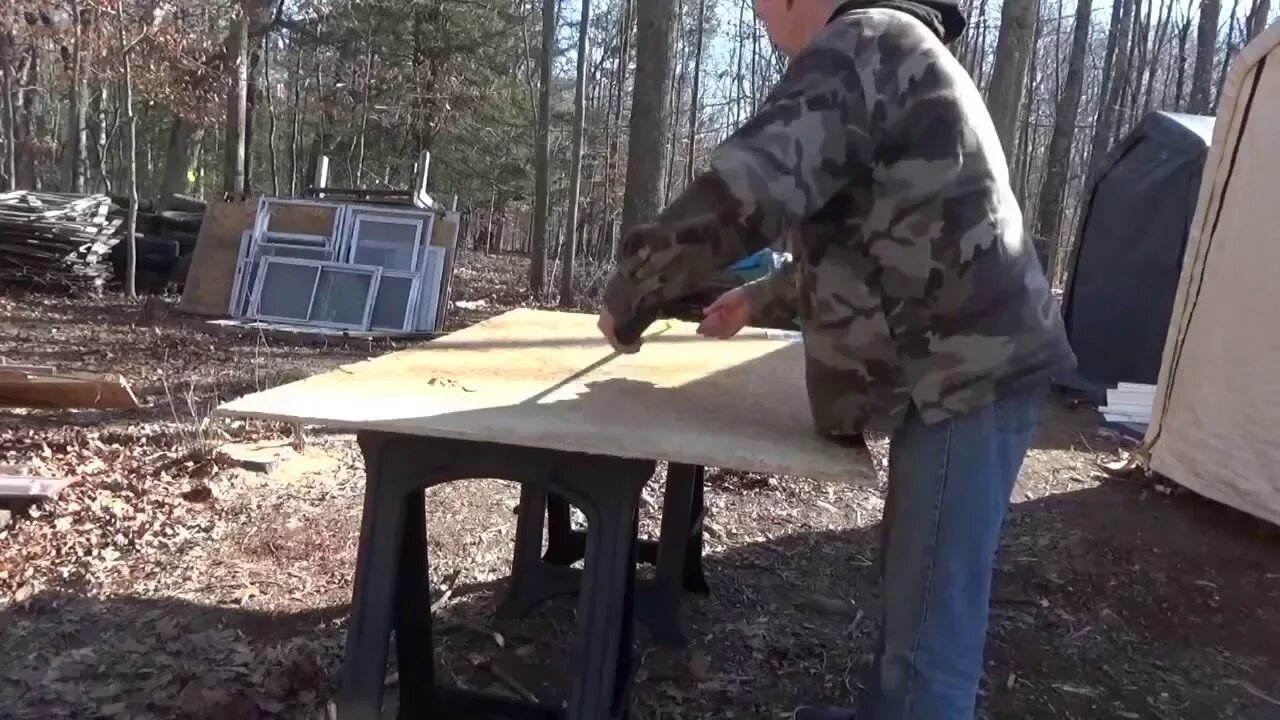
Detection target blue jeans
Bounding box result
[858,386,1044,720]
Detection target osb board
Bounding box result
[178,198,255,316]
[217,309,875,485]
[178,200,341,316]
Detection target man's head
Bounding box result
[754,0,838,58]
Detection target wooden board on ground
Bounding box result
[0,473,74,502]
[0,369,139,410]
[217,309,875,485]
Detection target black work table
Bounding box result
[217,309,875,719]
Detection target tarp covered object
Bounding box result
[1142,21,1280,527]
[1062,111,1214,387]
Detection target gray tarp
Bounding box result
[1061,111,1214,388]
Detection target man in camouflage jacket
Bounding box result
[598,1,1076,718]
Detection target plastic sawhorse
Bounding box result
[335,432,655,720]
[500,464,709,646]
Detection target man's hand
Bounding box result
[697,287,751,339]
[597,308,642,354]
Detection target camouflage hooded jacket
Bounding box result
[602,6,1076,437]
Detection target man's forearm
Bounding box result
[602,172,770,333]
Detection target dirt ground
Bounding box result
[2,251,1278,720]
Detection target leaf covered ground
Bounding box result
[2,251,1278,720]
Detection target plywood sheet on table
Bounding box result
[217,309,875,485]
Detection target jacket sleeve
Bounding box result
[740,256,799,328]
[602,34,869,340]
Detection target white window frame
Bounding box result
[345,215,425,272]
[339,205,436,257]
[261,231,330,246]
[247,257,383,330]
[415,246,447,332]
[227,230,254,316]
[229,235,336,319]
[251,198,345,251]
[368,270,422,332]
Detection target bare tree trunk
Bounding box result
[1144,0,1175,114]
[244,43,261,193]
[1089,0,1134,178]
[223,7,250,195]
[1189,0,1221,114]
[116,10,138,298]
[0,30,16,190]
[62,0,88,194]
[685,0,706,184]
[601,0,633,261]
[622,0,675,235]
[1247,0,1272,41]
[559,0,591,307]
[289,31,305,196]
[985,0,1041,152]
[355,37,373,186]
[1035,0,1092,275]
[663,0,685,205]
[482,191,496,252]
[90,85,110,193]
[263,32,279,196]
[1117,0,1151,140]
[734,0,745,125]
[976,0,991,89]
[1175,11,1193,109]
[958,0,977,71]
[530,0,556,296]
[14,41,36,189]
[1013,12,1040,206]
[1215,3,1241,113]
[159,116,200,198]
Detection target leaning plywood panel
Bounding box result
[217,309,876,485]
[1144,22,1280,527]
[178,199,257,316]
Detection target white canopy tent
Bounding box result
[1140,21,1280,526]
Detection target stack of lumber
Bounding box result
[0,191,123,291]
[1100,383,1157,425]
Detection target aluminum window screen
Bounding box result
[311,267,378,328]
[255,199,342,248]
[369,274,416,331]
[255,261,321,321]
[235,245,333,317]
[350,217,421,272]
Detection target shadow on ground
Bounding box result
[3,473,1277,720]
